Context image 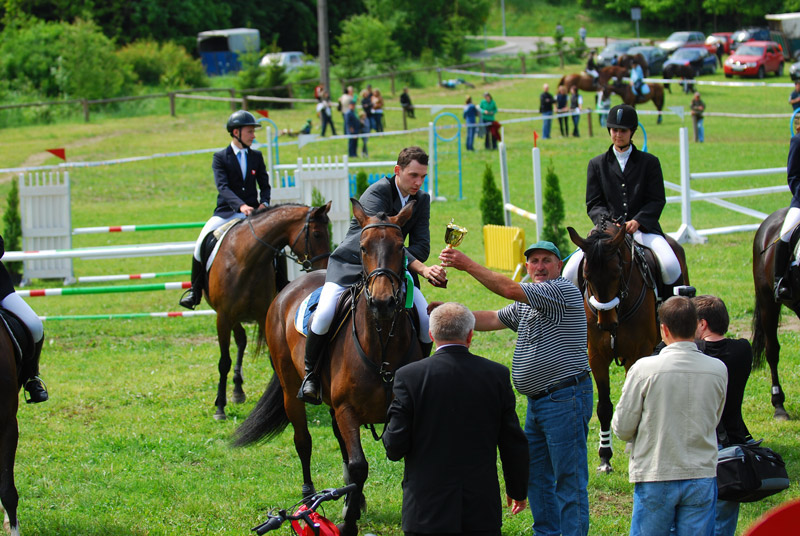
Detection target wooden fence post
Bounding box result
[228,89,237,112]
[169,92,176,117]
[437,69,442,87]
[559,51,564,69]
[402,109,408,131]
[587,110,593,137]
[242,95,249,111]
[391,72,396,95]
[287,84,294,109]
[82,99,89,122]
[520,56,526,74]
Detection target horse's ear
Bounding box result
[610,226,627,247]
[567,226,585,249]
[393,200,415,227]
[351,198,368,227]
[313,200,332,218]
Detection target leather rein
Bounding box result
[247,206,330,272]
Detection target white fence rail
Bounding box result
[498,142,543,242]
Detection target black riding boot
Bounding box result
[179,258,204,310]
[774,240,792,301]
[24,337,48,403]
[298,330,326,405]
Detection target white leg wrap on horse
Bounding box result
[310,282,347,336]
[780,207,800,241]
[599,430,613,451]
[562,249,583,288]
[633,231,682,284]
[411,285,432,343]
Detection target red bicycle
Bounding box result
[252,484,358,536]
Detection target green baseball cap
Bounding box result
[524,241,561,260]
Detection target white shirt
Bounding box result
[613,144,633,172]
[396,182,410,207]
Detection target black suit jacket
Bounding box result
[326,175,431,286]
[212,145,271,218]
[586,143,666,235]
[383,345,529,534]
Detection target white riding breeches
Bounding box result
[1,292,43,342]
[192,214,246,261]
[780,207,800,242]
[310,280,432,343]
[561,231,682,287]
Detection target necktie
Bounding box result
[238,150,247,179]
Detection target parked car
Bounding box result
[659,31,705,54]
[724,41,784,78]
[626,45,668,75]
[596,40,641,67]
[664,47,718,75]
[259,51,317,72]
[730,28,771,51]
[791,60,800,80]
[705,32,733,56]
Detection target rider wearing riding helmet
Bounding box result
[179,110,271,309]
[0,234,48,402]
[585,49,600,87]
[563,104,691,299]
[298,146,448,405]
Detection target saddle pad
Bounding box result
[205,219,243,272]
[294,287,323,337]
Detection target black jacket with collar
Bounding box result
[212,145,271,218]
[586,142,666,235]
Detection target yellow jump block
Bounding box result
[483,224,525,274]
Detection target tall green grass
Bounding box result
[2,59,799,535]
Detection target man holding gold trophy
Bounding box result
[437,241,593,536]
[298,146,448,405]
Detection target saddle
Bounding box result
[0,308,33,380]
[201,219,242,273]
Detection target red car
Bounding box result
[705,32,733,55]
[724,40,784,78]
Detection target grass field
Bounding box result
[1,57,799,535]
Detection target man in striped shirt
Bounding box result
[439,240,592,536]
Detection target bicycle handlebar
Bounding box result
[251,483,359,534]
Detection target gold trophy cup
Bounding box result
[442,219,468,288]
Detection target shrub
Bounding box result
[479,164,504,227]
[541,161,567,253]
[118,40,207,89]
[3,179,23,281]
[355,170,369,198]
[0,19,69,98]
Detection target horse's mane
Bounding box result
[582,220,622,268]
[252,202,305,217]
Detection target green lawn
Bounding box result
[1,59,799,535]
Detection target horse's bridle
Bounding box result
[359,222,406,310]
[247,206,330,272]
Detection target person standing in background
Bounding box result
[570,85,583,137]
[556,85,570,137]
[540,83,555,140]
[316,91,336,137]
[691,91,705,143]
[463,96,479,151]
[480,92,498,150]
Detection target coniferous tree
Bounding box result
[541,161,567,253]
[479,164,504,227]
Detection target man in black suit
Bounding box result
[179,110,271,309]
[383,302,529,536]
[298,146,447,404]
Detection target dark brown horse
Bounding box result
[568,223,690,472]
[602,79,666,124]
[206,202,331,420]
[752,208,793,420]
[234,198,423,536]
[558,66,628,93]
[0,325,20,536]
[617,53,649,76]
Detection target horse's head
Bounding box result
[291,201,332,271]
[568,224,628,331]
[352,197,414,320]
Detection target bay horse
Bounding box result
[617,53,649,76]
[205,202,331,420]
[568,222,690,472]
[602,80,666,124]
[0,324,20,536]
[234,198,422,536]
[558,66,628,93]
[752,207,793,420]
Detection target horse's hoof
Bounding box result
[232,390,246,404]
[213,408,227,421]
[774,408,790,421]
[597,462,614,474]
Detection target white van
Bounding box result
[259,51,317,72]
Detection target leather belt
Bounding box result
[529,371,591,401]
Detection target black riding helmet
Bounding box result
[226,110,260,148]
[606,104,638,133]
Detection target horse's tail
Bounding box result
[751,297,768,369]
[232,373,289,446]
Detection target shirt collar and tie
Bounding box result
[232,143,247,179]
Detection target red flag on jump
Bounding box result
[255,110,269,118]
[47,148,66,160]
[533,131,539,148]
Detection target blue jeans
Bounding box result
[571,113,580,136]
[630,478,717,536]
[542,111,553,139]
[696,118,704,142]
[466,123,476,150]
[525,375,592,536]
[714,499,738,536]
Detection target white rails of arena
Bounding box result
[668,127,788,244]
[497,141,544,242]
